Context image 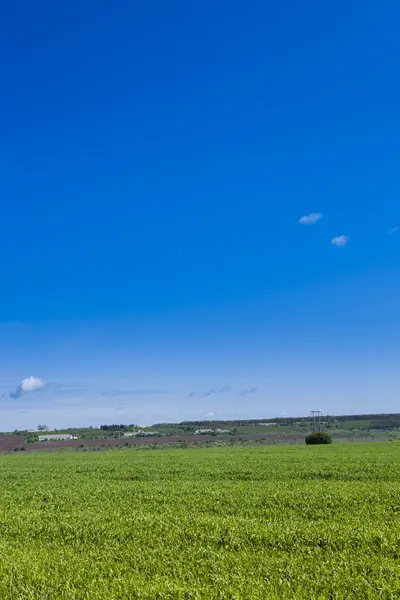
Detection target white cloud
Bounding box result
[389,226,399,235]
[205,412,215,417]
[21,377,46,393]
[299,212,323,225]
[331,235,350,248]
[10,376,46,399]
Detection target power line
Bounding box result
[310,410,322,433]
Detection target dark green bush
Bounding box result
[305,432,332,445]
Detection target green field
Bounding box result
[0,443,399,599]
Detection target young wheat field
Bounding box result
[0,443,399,599]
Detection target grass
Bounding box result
[0,443,399,598]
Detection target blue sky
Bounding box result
[1,0,399,429]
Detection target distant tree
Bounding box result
[305,432,332,445]
[100,424,131,432]
[37,425,49,431]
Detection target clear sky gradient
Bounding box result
[1,0,399,429]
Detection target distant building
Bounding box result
[216,429,231,434]
[258,423,277,427]
[195,429,214,435]
[39,434,77,442]
[119,430,160,438]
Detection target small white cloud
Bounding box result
[299,212,323,225]
[205,412,215,417]
[389,226,399,235]
[10,376,46,399]
[331,235,350,248]
[21,377,46,393]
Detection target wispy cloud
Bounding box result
[331,235,350,248]
[218,386,231,394]
[389,226,399,235]
[55,384,88,395]
[299,212,323,225]
[101,389,165,397]
[10,376,47,399]
[240,387,259,396]
[205,412,215,417]
[204,386,231,397]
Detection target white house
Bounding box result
[195,429,214,435]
